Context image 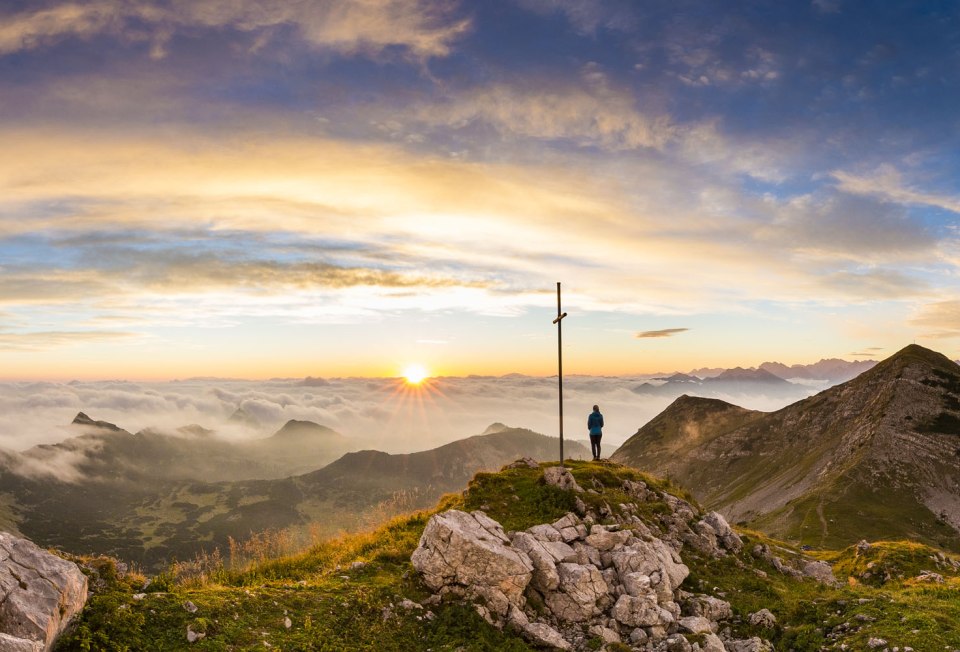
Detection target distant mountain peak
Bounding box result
[228,406,260,429]
[268,419,341,441]
[710,367,788,383]
[482,423,510,435]
[71,412,123,432]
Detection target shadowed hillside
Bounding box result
[612,344,960,551]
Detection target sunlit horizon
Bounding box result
[1,1,959,382]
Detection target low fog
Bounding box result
[0,374,828,455]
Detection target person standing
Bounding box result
[587,404,604,461]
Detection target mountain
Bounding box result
[0,424,587,567]
[612,344,960,551]
[7,414,350,485]
[709,367,788,383]
[56,460,960,651]
[633,364,805,401]
[759,358,878,383]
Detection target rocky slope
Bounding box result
[55,460,960,651]
[612,344,960,551]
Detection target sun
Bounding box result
[402,364,429,385]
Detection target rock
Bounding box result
[0,633,42,652]
[915,570,944,583]
[350,561,367,571]
[543,563,608,623]
[621,572,652,597]
[588,624,621,644]
[528,524,562,542]
[511,533,561,592]
[508,457,540,469]
[726,638,775,652]
[802,560,838,585]
[682,594,732,621]
[610,594,674,628]
[664,633,693,652]
[678,615,714,633]
[585,527,630,552]
[701,511,743,553]
[543,466,583,493]
[629,627,648,645]
[748,608,777,628]
[411,510,533,615]
[183,600,198,613]
[507,606,572,651]
[611,538,689,601]
[0,531,88,652]
[186,625,205,643]
[573,496,587,517]
[700,633,727,652]
[868,639,888,649]
[283,616,292,629]
[856,540,872,554]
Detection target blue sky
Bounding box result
[1,0,959,379]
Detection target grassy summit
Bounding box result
[56,461,960,651]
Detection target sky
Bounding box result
[2,0,960,381]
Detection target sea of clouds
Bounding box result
[0,374,826,455]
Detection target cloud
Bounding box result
[515,0,636,34]
[912,300,960,338]
[416,78,675,151]
[635,328,690,339]
[0,371,829,466]
[831,166,960,215]
[760,191,937,262]
[0,0,469,60]
[0,330,137,351]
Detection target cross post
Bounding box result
[552,282,567,466]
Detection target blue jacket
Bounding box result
[588,411,604,436]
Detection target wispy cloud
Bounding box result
[0,330,137,351]
[0,0,470,60]
[831,166,960,215]
[636,328,689,339]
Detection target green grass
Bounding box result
[56,461,960,652]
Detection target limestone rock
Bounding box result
[543,466,583,493]
[701,511,743,553]
[678,614,714,633]
[411,510,533,612]
[511,533,561,592]
[0,531,88,652]
[682,594,732,621]
[610,594,674,628]
[544,563,608,622]
[508,457,540,469]
[0,633,42,652]
[700,633,727,652]
[747,608,777,628]
[802,560,838,585]
[726,638,775,652]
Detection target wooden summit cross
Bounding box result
[553,282,567,466]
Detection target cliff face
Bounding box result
[612,345,960,550]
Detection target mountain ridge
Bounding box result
[613,343,960,551]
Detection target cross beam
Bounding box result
[553,282,567,466]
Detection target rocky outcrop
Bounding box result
[411,468,777,651]
[0,531,88,651]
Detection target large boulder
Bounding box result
[0,531,88,652]
[543,466,583,493]
[411,510,533,615]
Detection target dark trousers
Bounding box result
[590,434,602,459]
